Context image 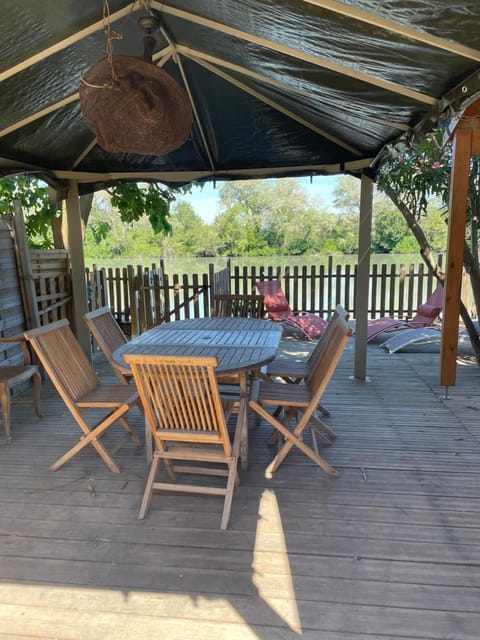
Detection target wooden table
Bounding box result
[113,317,282,468]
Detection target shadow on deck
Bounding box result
[1,336,480,639]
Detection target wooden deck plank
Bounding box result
[1,338,480,638]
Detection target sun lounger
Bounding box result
[365,284,443,343]
[255,278,328,340]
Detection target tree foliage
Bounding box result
[0,177,192,248]
[0,176,58,248]
[376,127,480,361]
[378,132,450,215]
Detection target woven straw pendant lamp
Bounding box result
[79,14,192,155]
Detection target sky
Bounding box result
[179,175,340,223]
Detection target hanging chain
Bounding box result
[103,0,123,84]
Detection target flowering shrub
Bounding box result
[377,131,450,217]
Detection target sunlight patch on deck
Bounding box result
[251,489,301,634]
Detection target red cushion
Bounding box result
[263,293,290,313]
[417,303,441,318]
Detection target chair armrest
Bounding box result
[0,336,31,365]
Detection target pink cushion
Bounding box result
[263,293,290,313]
[417,303,441,318]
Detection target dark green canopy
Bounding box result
[1,0,480,193]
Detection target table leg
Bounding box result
[231,372,249,470]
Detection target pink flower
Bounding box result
[432,161,441,168]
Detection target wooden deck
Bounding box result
[1,334,480,639]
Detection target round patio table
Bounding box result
[113,317,283,468]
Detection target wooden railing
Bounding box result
[84,253,469,336]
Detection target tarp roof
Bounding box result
[1,0,480,194]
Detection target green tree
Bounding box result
[331,176,360,253]
[215,204,257,255]
[163,201,217,257]
[372,201,412,253]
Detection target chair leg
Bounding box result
[309,413,336,440]
[50,436,120,473]
[118,415,142,446]
[145,418,153,464]
[250,401,339,478]
[0,383,11,443]
[220,457,237,530]
[317,402,330,417]
[138,455,161,519]
[49,405,133,473]
[32,370,42,418]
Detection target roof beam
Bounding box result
[175,56,216,173]
[52,158,374,183]
[304,0,480,62]
[186,55,363,155]
[0,3,136,83]
[177,44,410,132]
[0,93,79,138]
[151,1,436,105]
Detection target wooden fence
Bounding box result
[86,263,210,336]
[84,253,468,336]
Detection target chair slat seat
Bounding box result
[253,382,311,406]
[265,360,310,378]
[76,385,140,407]
[0,365,38,385]
[155,446,234,462]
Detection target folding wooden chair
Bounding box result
[249,314,352,478]
[84,306,132,384]
[124,353,240,529]
[212,294,265,319]
[262,304,350,418]
[25,319,141,473]
[211,293,266,410]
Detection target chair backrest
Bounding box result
[411,284,444,325]
[25,319,100,404]
[212,293,265,319]
[306,314,352,413]
[213,266,231,295]
[255,279,291,314]
[84,306,129,381]
[308,304,349,369]
[124,354,232,455]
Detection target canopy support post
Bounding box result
[66,180,91,360]
[440,102,480,386]
[354,171,374,379]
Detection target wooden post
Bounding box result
[440,127,472,387]
[354,172,374,379]
[65,180,91,359]
[12,201,40,329]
